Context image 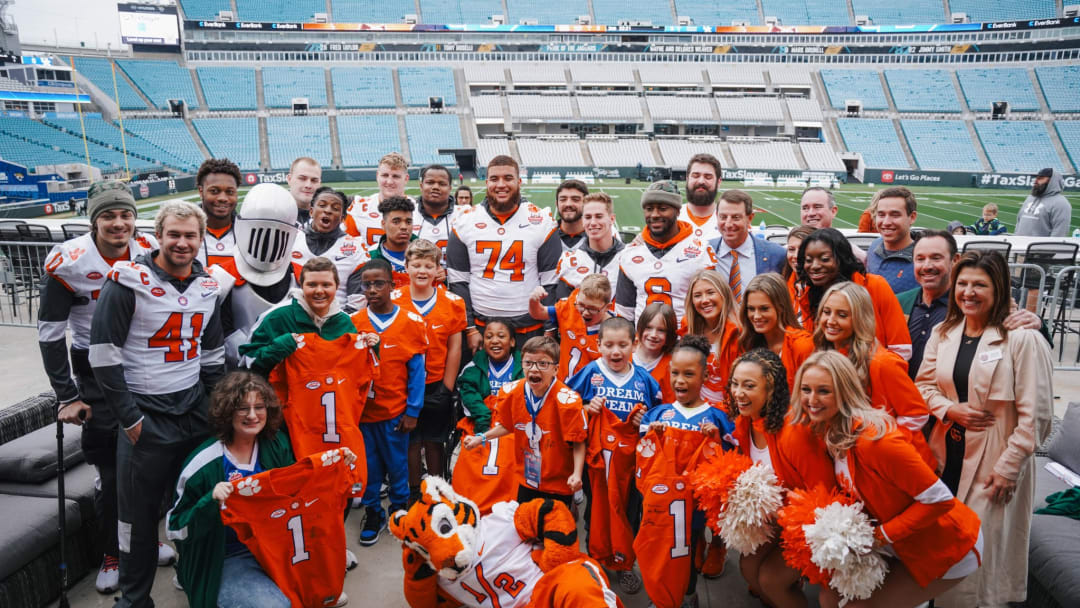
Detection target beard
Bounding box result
[1031,182,1048,197]
[686,184,717,207]
[487,188,521,214]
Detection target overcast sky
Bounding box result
[11,0,125,50]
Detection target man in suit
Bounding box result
[708,189,786,304]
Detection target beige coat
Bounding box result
[916,324,1053,607]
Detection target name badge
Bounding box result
[524,449,542,489]
[979,349,1003,364]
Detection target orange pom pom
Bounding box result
[776,484,856,586]
[691,449,753,534]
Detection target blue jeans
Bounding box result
[360,414,410,515]
[217,550,289,608]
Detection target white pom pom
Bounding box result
[717,463,785,554]
[802,502,888,601]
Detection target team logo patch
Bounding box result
[321,449,343,466]
[369,212,380,219]
[497,227,506,235]
[661,409,676,420]
[325,376,334,385]
[151,287,166,297]
[635,381,646,391]
[682,246,700,258]
[216,243,225,251]
[556,387,577,404]
[529,214,543,225]
[432,227,440,234]
[654,262,663,270]
[306,380,321,390]
[566,330,576,340]
[651,484,669,495]
[590,373,605,386]
[236,478,261,496]
[292,251,303,259]
[341,243,356,256]
[270,508,287,519]
[636,438,656,457]
[607,434,616,443]
[475,223,487,230]
[177,296,189,307]
[675,481,685,491]
[86,271,103,280]
[200,278,218,290]
[577,266,588,274]
[632,255,645,264]
[227,470,243,482]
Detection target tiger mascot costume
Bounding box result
[389,476,623,608]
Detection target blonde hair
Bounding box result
[405,238,441,265]
[982,203,998,215]
[789,351,894,456]
[579,273,612,303]
[683,269,740,338]
[583,192,614,214]
[154,201,206,238]
[812,282,877,389]
[738,273,801,353]
[379,152,409,172]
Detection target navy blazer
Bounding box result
[708,235,788,279]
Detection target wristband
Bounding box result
[475,432,488,446]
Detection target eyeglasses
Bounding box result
[522,360,554,370]
[361,280,391,290]
[233,405,267,416]
[574,301,604,316]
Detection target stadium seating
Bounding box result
[41,117,187,171]
[656,139,727,169]
[192,118,261,171]
[508,64,567,86]
[463,64,506,85]
[587,138,655,167]
[591,0,673,25]
[947,0,1056,23]
[178,0,230,20]
[476,138,511,166]
[706,65,766,86]
[974,120,1064,174]
[235,0,321,22]
[569,64,635,86]
[330,0,414,22]
[404,114,462,165]
[1054,122,1080,172]
[714,97,784,123]
[516,138,585,167]
[70,57,147,111]
[266,116,332,170]
[730,141,801,170]
[397,67,457,107]
[800,141,846,171]
[638,64,704,86]
[759,0,850,25]
[820,70,888,110]
[196,67,257,111]
[117,60,200,110]
[470,95,504,120]
[836,119,911,169]
[647,96,713,122]
[507,95,574,120]
[884,70,961,113]
[121,119,205,170]
[786,97,824,122]
[0,117,135,172]
[262,67,328,108]
[674,1,759,26]
[420,0,504,23]
[331,67,395,108]
[850,0,944,24]
[769,66,813,86]
[577,95,643,121]
[900,120,983,171]
[337,115,401,167]
[506,0,587,25]
[956,68,1040,112]
[1035,66,1080,113]
[0,130,87,168]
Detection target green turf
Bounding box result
[131,180,1068,234]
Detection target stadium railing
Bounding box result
[0,239,51,327]
[1046,266,1080,368]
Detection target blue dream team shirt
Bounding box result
[639,402,735,440]
[567,359,663,422]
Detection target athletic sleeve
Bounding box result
[405,352,427,418]
[89,280,141,429]
[557,388,588,443]
[537,229,562,290]
[165,460,221,543]
[446,230,475,326]
[876,352,929,433]
[614,267,636,320]
[457,361,491,432]
[37,274,80,405]
[867,433,954,544]
[199,297,226,393]
[565,365,596,404]
[239,310,300,377]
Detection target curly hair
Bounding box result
[672,334,711,368]
[208,371,284,445]
[196,158,241,188]
[796,228,865,318]
[726,348,789,434]
[310,185,348,210]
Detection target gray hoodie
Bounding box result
[1015,169,1071,237]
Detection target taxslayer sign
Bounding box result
[244,172,289,185]
[979,173,1080,189]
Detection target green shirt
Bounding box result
[457,349,522,432]
[238,298,356,376]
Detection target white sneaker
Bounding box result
[330,591,348,607]
[345,549,358,571]
[95,555,119,594]
[157,542,176,566]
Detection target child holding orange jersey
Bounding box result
[528,273,612,382]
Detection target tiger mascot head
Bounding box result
[389,476,481,581]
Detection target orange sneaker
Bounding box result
[701,538,727,579]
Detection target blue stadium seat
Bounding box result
[262,67,328,108]
[196,67,257,111]
[235,0,321,22]
[330,0,414,22]
[957,68,1040,112]
[1053,122,1080,173]
[397,67,457,107]
[0,117,141,172]
[331,68,395,108]
[820,70,888,110]
[266,116,332,170]
[850,0,944,24]
[338,115,401,167]
[592,0,673,25]
[947,0,1055,22]
[884,70,961,113]
[117,60,200,110]
[122,119,205,171]
[69,57,147,111]
[40,117,189,171]
[0,130,84,169]
[193,118,261,171]
[404,114,462,166]
[178,0,231,20]
[759,0,849,25]
[420,0,504,23]
[836,119,910,169]
[506,0,588,25]
[1035,66,1080,113]
[974,121,1064,174]
[672,1,759,25]
[900,120,982,171]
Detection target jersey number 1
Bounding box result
[287,515,310,564]
[148,312,204,362]
[321,392,340,443]
[669,499,689,558]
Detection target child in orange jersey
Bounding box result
[528,273,612,382]
[633,302,678,403]
[737,273,814,392]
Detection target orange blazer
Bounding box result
[866,345,935,468]
[798,272,912,361]
[732,415,836,493]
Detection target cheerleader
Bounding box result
[736,273,814,392]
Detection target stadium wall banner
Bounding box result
[128,175,195,200]
[865,169,1080,191]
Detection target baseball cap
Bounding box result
[640,180,682,210]
[87,180,137,224]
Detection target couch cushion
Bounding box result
[1029,511,1080,607]
[0,423,83,483]
[1047,402,1080,476]
[0,462,99,521]
[0,392,54,447]
[0,494,82,580]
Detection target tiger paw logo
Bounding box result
[556,387,577,404]
[321,449,342,467]
[236,478,261,496]
[637,438,656,458]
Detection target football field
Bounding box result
[132,180,1048,235]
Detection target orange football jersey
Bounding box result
[451,417,517,515]
[392,284,467,383]
[552,290,601,383]
[350,306,429,423]
[586,405,644,571]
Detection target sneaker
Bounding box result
[95,555,119,594]
[616,570,642,595]
[701,538,727,579]
[359,507,386,546]
[345,549,358,571]
[172,573,184,591]
[679,593,699,608]
[330,591,348,607]
[573,489,585,504]
[351,497,364,509]
[157,542,177,567]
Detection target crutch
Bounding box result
[56,408,85,608]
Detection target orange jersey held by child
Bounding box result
[552,290,601,383]
[586,405,644,571]
[451,417,517,516]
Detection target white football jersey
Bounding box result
[678,206,721,243]
[413,204,460,265]
[40,232,156,349]
[447,203,559,319]
[291,233,369,309]
[555,247,623,298]
[344,193,416,248]
[440,501,544,608]
[197,225,236,267]
[107,261,220,395]
[615,235,717,322]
